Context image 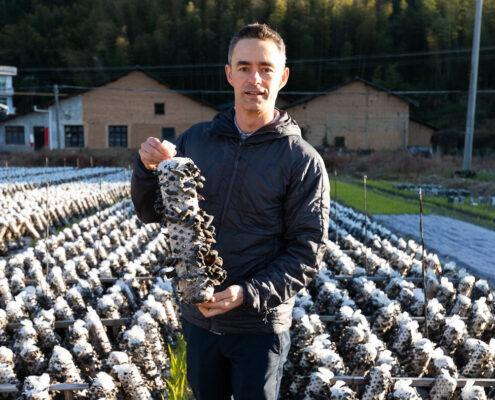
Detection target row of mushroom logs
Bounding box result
[0,198,182,398]
[0,155,229,397]
[1,168,130,254]
[280,202,495,399]
[0,167,125,196]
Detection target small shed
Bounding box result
[285,78,416,151]
[81,70,218,149]
[408,117,438,147]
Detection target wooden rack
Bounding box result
[319,315,467,322]
[330,375,495,387]
[1,376,493,399]
[7,318,131,330]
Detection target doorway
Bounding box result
[33,126,45,150]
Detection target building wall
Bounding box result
[81,71,218,149]
[49,95,83,149]
[0,112,48,152]
[0,67,16,115]
[408,119,435,147]
[286,80,410,150]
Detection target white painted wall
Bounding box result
[48,95,82,149]
[0,66,17,115]
[0,111,48,152]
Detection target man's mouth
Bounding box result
[244,89,265,96]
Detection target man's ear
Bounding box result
[279,67,289,90]
[225,64,234,87]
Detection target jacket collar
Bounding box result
[210,107,301,143]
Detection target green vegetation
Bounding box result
[475,170,495,183]
[331,179,430,215]
[164,334,193,400]
[333,178,495,230]
[364,179,495,220]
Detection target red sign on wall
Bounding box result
[44,127,49,147]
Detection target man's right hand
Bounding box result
[138,137,176,170]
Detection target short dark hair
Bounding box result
[228,23,286,66]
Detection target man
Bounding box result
[132,23,329,400]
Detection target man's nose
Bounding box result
[248,70,262,85]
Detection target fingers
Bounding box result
[199,305,218,318]
[199,307,223,318]
[197,285,244,318]
[198,299,232,318]
[211,285,243,303]
[139,137,174,170]
[200,298,231,310]
[211,290,231,302]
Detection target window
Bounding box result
[64,125,84,148]
[155,103,165,115]
[334,136,345,148]
[0,76,6,90]
[5,126,24,144]
[109,125,128,147]
[162,127,175,142]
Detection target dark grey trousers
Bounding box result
[182,319,291,400]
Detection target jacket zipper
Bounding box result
[216,140,243,237]
[210,140,242,332]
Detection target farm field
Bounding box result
[331,178,495,231]
[0,167,494,399]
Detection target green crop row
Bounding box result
[330,180,429,216]
[364,179,495,221]
[331,178,495,230]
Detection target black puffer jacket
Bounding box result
[132,107,330,334]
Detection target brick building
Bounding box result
[2,72,437,153]
[285,78,419,151]
[0,70,218,152]
[408,117,438,147]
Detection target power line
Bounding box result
[48,85,495,95]
[11,85,495,96]
[16,46,495,72]
[15,91,69,97]
[289,46,495,64]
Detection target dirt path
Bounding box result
[374,214,495,285]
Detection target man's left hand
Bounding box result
[198,285,244,318]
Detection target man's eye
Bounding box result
[239,67,249,72]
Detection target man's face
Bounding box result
[225,39,289,115]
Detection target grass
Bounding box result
[331,179,432,215]
[164,334,193,400]
[365,179,495,220]
[475,170,495,182]
[332,178,495,230]
[322,150,495,182]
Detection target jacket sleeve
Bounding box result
[241,154,330,314]
[131,135,187,224]
[131,155,161,223]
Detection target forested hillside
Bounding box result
[1,0,494,130]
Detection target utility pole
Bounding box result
[54,84,61,149]
[463,0,483,171]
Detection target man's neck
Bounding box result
[234,108,278,134]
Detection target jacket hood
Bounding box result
[209,107,301,143]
